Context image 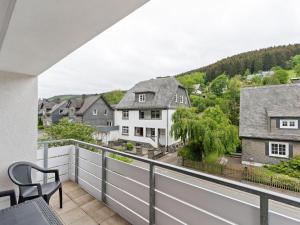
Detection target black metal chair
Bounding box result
[0,189,17,207]
[8,162,62,208]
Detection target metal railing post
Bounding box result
[75,144,79,184]
[260,194,269,225]
[43,143,49,184]
[102,149,107,204]
[149,163,155,225]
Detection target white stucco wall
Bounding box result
[114,109,180,148]
[0,72,37,197]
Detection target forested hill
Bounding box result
[177,44,300,81]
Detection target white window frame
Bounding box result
[122,110,129,119]
[92,109,98,116]
[179,96,184,103]
[138,94,146,102]
[280,119,298,129]
[269,142,289,158]
[175,94,178,102]
[122,126,129,135]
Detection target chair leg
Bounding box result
[59,187,63,208]
[44,196,50,204]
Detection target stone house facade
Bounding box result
[240,80,300,166]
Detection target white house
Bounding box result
[115,77,191,149]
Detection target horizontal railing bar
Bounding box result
[38,139,300,208]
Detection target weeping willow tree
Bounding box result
[171,106,239,161]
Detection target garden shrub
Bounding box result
[266,156,300,179]
[126,142,134,151]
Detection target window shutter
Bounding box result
[276,119,280,128]
[289,144,293,158]
[265,142,269,156]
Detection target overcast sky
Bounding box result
[38,0,300,98]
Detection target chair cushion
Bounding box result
[21,182,61,199]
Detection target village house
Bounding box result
[75,95,119,145]
[115,76,191,150]
[240,78,300,166]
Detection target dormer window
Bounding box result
[174,94,178,102]
[139,94,146,102]
[92,109,98,116]
[179,96,184,103]
[280,119,298,129]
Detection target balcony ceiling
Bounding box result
[0,0,148,76]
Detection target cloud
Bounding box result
[39,0,300,98]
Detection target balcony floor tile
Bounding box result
[50,181,130,225]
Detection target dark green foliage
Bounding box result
[273,67,289,84]
[38,117,44,130]
[294,64,300,76]
[102,90,126,105]
[209,74,228,96]
[177,44,300,82]
[45,118,96,143]
[266,156,300,179]
[176,72,205,94]
[126,142,134,151]
[171,107,240,161]
[109,153,132,163]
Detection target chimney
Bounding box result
[291,77,300,84]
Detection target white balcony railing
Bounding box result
[37,139,300,225]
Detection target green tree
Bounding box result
[219,76,241,126]
[292,55,300,66]
[209,74,228,96]
[250,75,262,86]
[45,118,96,143]
[294,64,300,76]
[262,76,280,85]
[102,90,126,105]
[171,107,239,160]
[273,68,289,84]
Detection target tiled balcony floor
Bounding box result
[50,181,130,225]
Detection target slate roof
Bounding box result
[240,83,300,141]
[76,95,112,116]
[48,100,67,114]
[116,77,185,109]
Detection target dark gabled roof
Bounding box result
[116,77,185,110]
[76,95,113,116]
[240,83,300,141]
[47,100,67,114]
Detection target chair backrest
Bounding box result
[8,162,32,185]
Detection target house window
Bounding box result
[59,109,64,115]
[92,109,98,115]
[122,110,129,119]
[280,119,298,129]
[107,121,112,126]
[179,96,184,103]
[139,111,145,119]
[151,110,160,119]
[122,126,129,135]
[139,94,146,102]
[174,94,178,102]
[146,128,155,137]
[135,127,144,136]
[269,142,289,158]
[104,109,107,115]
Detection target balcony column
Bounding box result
[0,72,37,194]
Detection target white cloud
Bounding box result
[39,0,300,97]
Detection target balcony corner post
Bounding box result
[260,194,269,225]
[101,149,107,204]
[149,162,155,225]
[75,144,79,184]
[43,142,49,184]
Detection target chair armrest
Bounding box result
[32,165,60,182]
[0,189,17,206]
[19,183,43,196]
